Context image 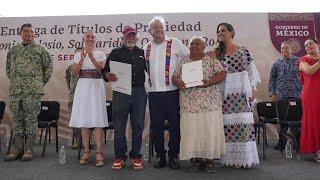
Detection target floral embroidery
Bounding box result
[174,56,224,113]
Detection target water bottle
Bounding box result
[285,139,293,159]
[143,142,149,161]
[59,146,66,165]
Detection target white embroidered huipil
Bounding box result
[144,36,189,92]
[219,46,261,168]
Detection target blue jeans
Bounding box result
[113,87,147,160]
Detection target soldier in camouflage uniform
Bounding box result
[4,23,53,161]
[65,47,81,149]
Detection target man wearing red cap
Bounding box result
[103,26,147,170]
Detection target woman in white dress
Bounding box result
[69,30,108,167]
[215,23,261,168]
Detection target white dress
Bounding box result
[219,46,261,168]
[69,51,108,128]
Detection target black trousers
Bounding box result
[278,97,301,146]
[148,90,180,159]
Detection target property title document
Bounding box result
[109,61,132,95]
[181,60,203,88]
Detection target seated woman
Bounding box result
[172,36,226,173]
[69,30,108,167]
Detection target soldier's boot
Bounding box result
[21,135,35,162]
[4,134,24,162]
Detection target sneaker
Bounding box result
[112,159,126,170]
[132,158,144,170]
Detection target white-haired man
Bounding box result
[144,16,189,169]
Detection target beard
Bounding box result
[125,42,136,48]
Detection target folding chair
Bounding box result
[7,101,60,157]
[0,101,6,152]
[78,100,113,159]
[276,99,302,156]
[256,101,278,159]
[37,101,60,157]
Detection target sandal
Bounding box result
[188,158,204,172]
[189,162,202,172]
[95,152,104,167]
[80,151,90,165]
[204,160,216,173]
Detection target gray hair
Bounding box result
[189,36,205,47]
[148,16,165,30]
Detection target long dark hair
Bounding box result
[215,23,235,60]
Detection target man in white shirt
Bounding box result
[144,16,189,169]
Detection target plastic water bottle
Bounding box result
[285,140,293,159]
[143,142,149,161]
[59,146,66,165]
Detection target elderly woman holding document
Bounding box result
[172,36,226,173]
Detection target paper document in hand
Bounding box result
[109,61,132,95]
[181,60,203,88]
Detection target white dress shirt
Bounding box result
[144,36,189,92]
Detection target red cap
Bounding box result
[122,26,137,36]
